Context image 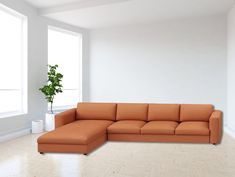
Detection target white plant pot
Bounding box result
[32,120,44,133]
[45,113,56,131]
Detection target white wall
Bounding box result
[0,0,89,136]
[89,16,227,122]
[227,5,235,136]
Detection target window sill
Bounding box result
[47,105,76,113]
[0,111,27,119]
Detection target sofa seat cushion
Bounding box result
[107,120,146,134]
[175,122,209,136]
[37,120,113,145]
[141,121,179,135]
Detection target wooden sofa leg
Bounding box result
[39,152,44,154]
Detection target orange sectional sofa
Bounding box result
[37,103,222,154]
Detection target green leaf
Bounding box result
[39,64,64,112]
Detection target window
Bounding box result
[0,4,27,117]
[48,27,82,110]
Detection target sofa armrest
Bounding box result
[209,110,222,144]
[55,108,76,128]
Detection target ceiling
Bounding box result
[24,0,235,29]
[24,0,85,8]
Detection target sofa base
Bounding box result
[108,134,210,143]
[38,134,107,154]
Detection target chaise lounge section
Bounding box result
[38,102,222,154]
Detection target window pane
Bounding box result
[0,90,21,113]
[48,27,82,109]
[53,90,79,108]
[48,29,80,89]
[0,9,22,89]
[0,4,27,115]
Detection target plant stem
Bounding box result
[50,102,53,114]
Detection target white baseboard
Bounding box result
[0,128,31,143]
[225,126,235,140]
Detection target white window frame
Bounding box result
[48,26,83,111]
[0,3,28,118]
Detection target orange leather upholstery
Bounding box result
[38,120,113,145]
[148,104,180,121]
[38,102,222,154]
[116,103,148,121]
[107,120,146,134]
[77,103,117,120]
[209,110,222,144]
[175,122,209,135]
[55,108,76,128]
[141,121,178,135]
[180,104,214,121]
[38,135,106,154]
[108,134,209,143]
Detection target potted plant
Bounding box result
[39,64,63,131]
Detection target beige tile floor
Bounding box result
[0,133,235,177]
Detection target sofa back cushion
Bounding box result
[148,104,180,121]
[180,104,214,122]
[116,103,148,121]
[76,103,117,121]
